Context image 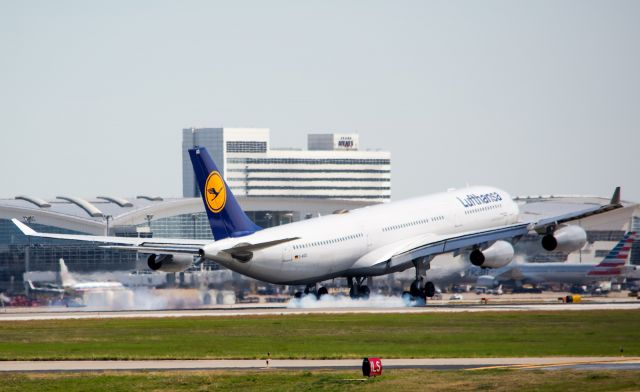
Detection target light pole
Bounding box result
[104,215,113,236]
[191,213,198,239]
[22,216,35,275]
[145,214,154,237]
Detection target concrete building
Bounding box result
[182,128,391,202]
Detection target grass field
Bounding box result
[0,311,638,360]
[2,369,640,392]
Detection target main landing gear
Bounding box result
[348,277,370,299]
[294,284,329,300]
[403,258,436,303]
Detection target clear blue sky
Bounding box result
[1,1,638,201]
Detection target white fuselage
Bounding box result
[69,282,126,292]
[430,262,625,287]
[202,186,520,285]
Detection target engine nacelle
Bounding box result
[147,253,193,272]
[469,240,514,269]
[541,225,587,252]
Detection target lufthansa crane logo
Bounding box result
[205,171,226,213]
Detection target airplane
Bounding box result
[27,259,125,295]
[429,232,638,289]
[12,146,625,301]
[57,258,126,292]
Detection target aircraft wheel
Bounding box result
[359,285,370,299]
[317,286,329,299]
[425,281,436,298]
[410,280,423,298]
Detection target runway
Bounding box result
[2,357,639,373]
[0,301,639,321]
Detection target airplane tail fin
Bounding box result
[59,258,77,287]
[588,232,636,276]
[188,146,262,240]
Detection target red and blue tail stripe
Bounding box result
[587,232,636,276]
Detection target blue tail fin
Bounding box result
[189,146,261,240]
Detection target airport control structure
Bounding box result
[0,128,638,293]
[182,128,391,201]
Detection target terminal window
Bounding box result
[226,141,267,153]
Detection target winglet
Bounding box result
[610,186,621,205]
[11,218,37,236]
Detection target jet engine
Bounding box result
[541,225,587,252]
[147,253,193,272]
[469,240,514,269]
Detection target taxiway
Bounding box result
[2,357,640,372]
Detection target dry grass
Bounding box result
[1,369,640,392]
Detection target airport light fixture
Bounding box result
[22,216,35,273]
[145,214,154,236]
[191,213,199,239]
[104,215,113,236]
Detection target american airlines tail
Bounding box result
[587,232,637,277]
[188,146,262,240]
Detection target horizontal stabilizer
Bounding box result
[223,237,300,262]
[224,237,300,254]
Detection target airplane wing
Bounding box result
[11,218,208,254]
[530,186,621,233]
[356,187,623,273]
[386,223,531,270]
[12,218,299,257]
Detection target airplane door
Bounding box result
[282,246,292,262]
[365,233,373,249]
[453,210,464,230]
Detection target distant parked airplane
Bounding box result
[27,259,125,295]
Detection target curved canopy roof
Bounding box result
[14,195,51,208]
[56,196,103,218]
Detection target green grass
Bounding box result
[0,311,638,360]
[2,369,640,392]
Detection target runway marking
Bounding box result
[466,357,640,371]
[1,302,639,321]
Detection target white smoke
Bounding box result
[287,293,423,308]
[54,261,232,310]
[79,288,206,310]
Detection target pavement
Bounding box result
[2,357,639,372]
[1,301,639,321]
